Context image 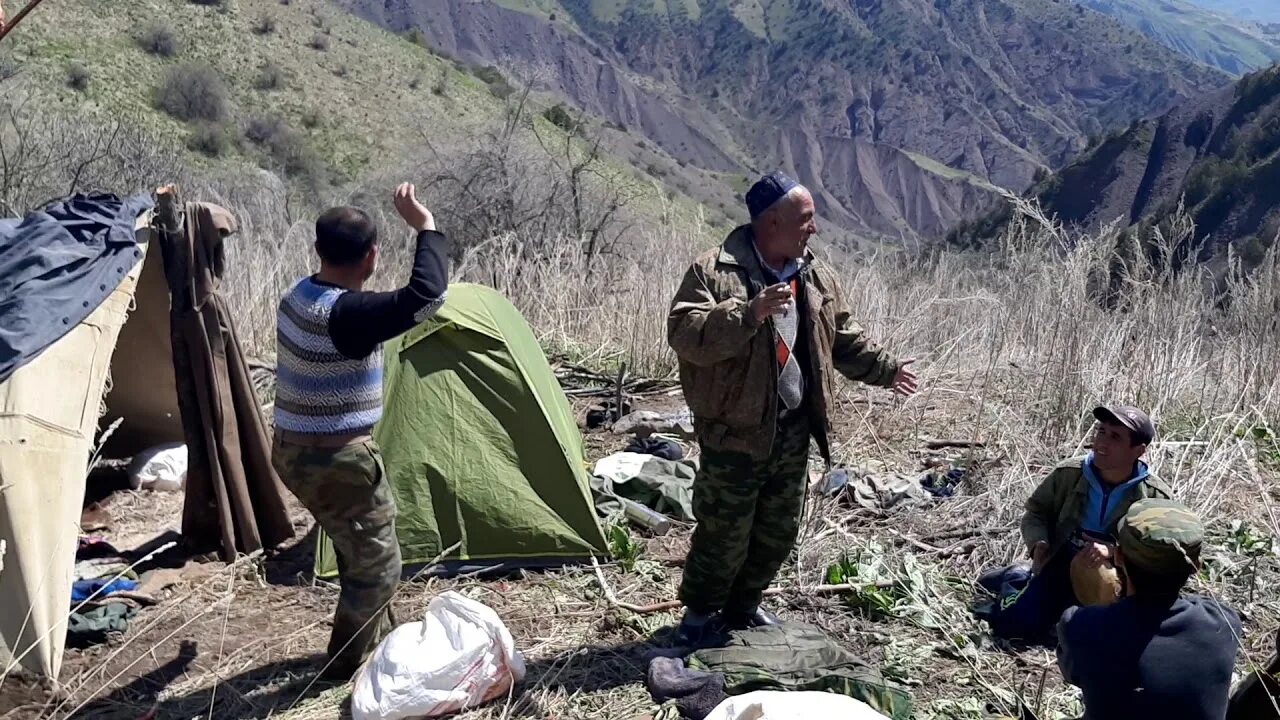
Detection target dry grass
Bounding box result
[6,192,1280,719]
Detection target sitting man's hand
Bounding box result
[1030,540,1050,574]
[1079,541,1114,568]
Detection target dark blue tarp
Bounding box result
[0,193,154,383]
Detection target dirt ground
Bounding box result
[2,389,1278,720]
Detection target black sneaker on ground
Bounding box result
[677,608,716,645]
[720,606,783,630]
[316,659,359,684]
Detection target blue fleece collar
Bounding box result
[1080,452,1150,534]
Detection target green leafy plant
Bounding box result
[825,546,903,619]
[608,523,643,573]
[1226,520,1277,558]
[825,543,953,628]
[606,522,663,580]
[1241,424,1280,470]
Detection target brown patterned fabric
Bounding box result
[154,193,293,559]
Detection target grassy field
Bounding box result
[5,0,506,177]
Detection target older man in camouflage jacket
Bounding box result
[667,171,918,642]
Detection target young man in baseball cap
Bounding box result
[1015,404,1173,636]
[1057,499,1241,719]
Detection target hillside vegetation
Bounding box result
[4,0,510,183]
[0,0,721,244]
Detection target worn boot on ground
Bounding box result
[677,608,716,645]
[720,606,782,630]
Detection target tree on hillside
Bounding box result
[156,63,228,122]
[405,69,649,267]
[531,104,645,261]
[137,22,182,57]
[0,94,183,216]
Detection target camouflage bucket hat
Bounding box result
[1117,498,1203,576]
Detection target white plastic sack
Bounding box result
[706,691,889,720]
[127,443,187,492]
[352,591,526,720]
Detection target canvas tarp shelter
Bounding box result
[0,189,293,681]
[315,282,608,578]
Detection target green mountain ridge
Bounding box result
[1072,0,1280,75]
[952,63,1280,271]
[1181,0,1280,25]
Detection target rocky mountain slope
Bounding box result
[953,63,1280,269]
[342,0,1228,242]
[1074,0,1280,75]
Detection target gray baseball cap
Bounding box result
[1093,404,1155,445]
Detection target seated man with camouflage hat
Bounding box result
[1018,405,1173,632]
[1057,499,1242,720]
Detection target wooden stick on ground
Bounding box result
[890,529,944,554]
[614,362,626,424]
[590,557,895,615]
[0,0,48,42]
[918,525,1015,543]
[889,529,984,558]
[924,438,986,450]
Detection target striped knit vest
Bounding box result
[274,278,383,435]
[773,278,803,412]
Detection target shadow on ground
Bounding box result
[264,525,319,587]
[66,644,347,720]
[66,634,683,719]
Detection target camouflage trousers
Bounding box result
[272,436,401,677]
[680,413,811,615]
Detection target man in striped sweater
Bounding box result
[273,182,448,681]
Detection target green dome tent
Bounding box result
[315,283,608,578]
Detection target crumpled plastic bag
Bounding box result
[128,443,187,492]
[706,690,889,719]
[351,591,526,720]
